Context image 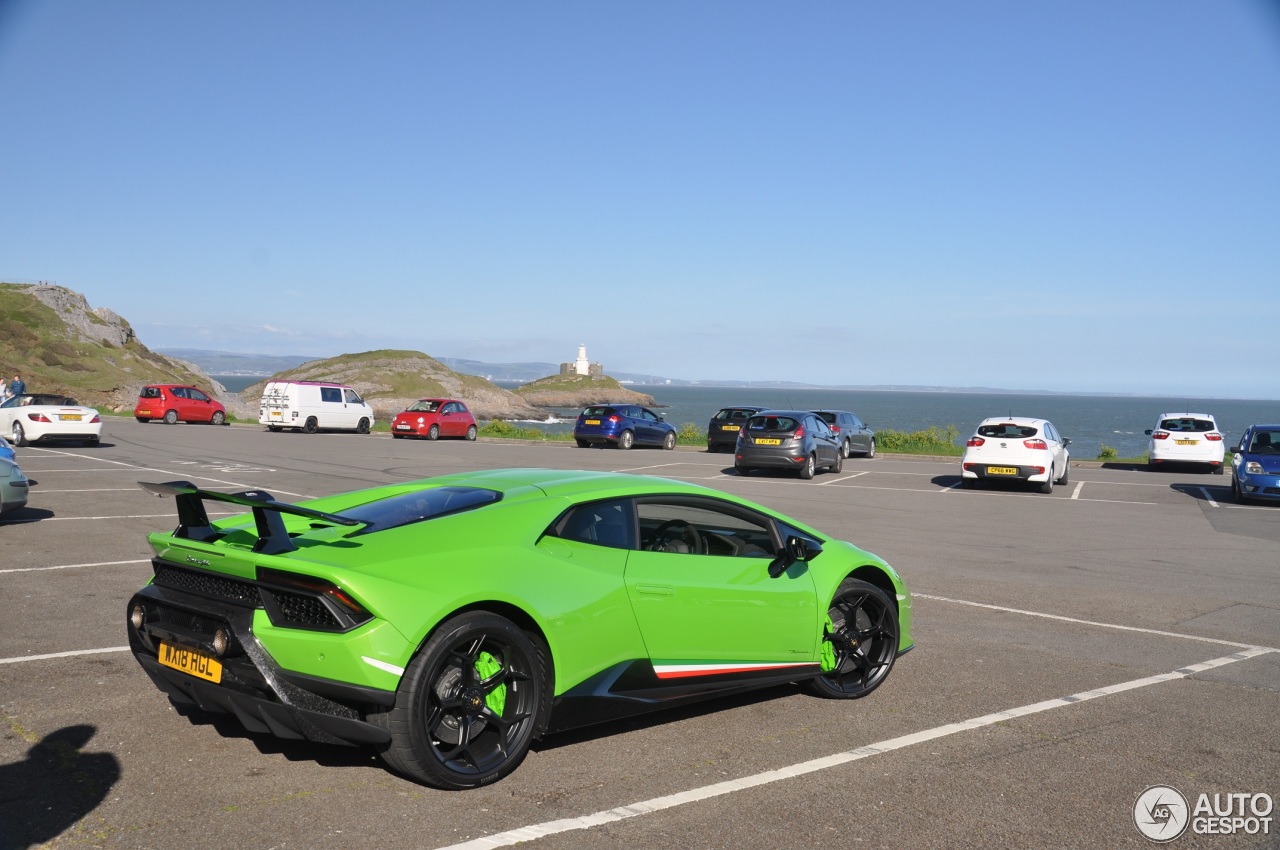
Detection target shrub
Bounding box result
[676,422,704,446]
[876,425,963,456]
[1098,444,1118,461]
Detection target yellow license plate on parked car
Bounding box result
[1176,439,1197,445]
[60,414,82,421]
[270,411,282,418]
[722,425,740,431]
[137,409,151,416]
[158,640,222,683]
[987,466,1018,475]
[585,419,601,425]
[756,438,782,446]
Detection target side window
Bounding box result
[190,389,209,402]
[343,389,363,404]
[321,387,342,403]
[636,498,775,558]
[551,499,634,549]
[170,388,188,400]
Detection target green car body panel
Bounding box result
[128,468,912,786]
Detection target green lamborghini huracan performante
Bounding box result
[126,469,913,789]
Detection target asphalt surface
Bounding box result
[2,420,1278,850]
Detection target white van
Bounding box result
[258,381,375,434]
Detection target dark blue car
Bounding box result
[1230,424,1280,504]
[574,404,677,450]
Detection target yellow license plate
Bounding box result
[1176,439,1197,445]
[987,466,1018,475]
[722,424,740,431]
[270,411,283,418]
[585,419,601,425]
[756,438,782,446]
[137,409,151,416]
[158,640,222,683]
[60,414,82,421]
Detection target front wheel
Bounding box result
[866,438,876,459]
[808,578,899,699]
[356,418,371,434]
[210,411,226,426]
[427,424,440,441]
[617,430,635,450]
[1057,461,1069,485]
[370,612,548,790]
[830,450,843,474]
[663,432,676,450]
[466,425,477,441]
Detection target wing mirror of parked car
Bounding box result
[1144,429,1153,436]
[768,535,823,578]
[1062,438,1071,446]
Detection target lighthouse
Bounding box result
[574,344,590,376]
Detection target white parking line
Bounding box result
[432,648,1273,850]
[1198,487,1219,508]
[815,471,869,486]
[1070,482,1084,500]
[0,558,150,575]
[0,647,130,665]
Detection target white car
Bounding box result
[0,393,103,447]
[1145,412,1225,474]
[960,416,1071,493]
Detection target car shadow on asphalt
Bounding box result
[0,506,55,524]
[171,705,386,771]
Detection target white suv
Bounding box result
[1145,412,1225,474]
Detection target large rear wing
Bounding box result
[139,480,363,555]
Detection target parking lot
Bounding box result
[3,420,1278,849]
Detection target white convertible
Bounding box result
[0,393,103,447]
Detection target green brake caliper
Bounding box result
[474,651,507,714]
[820,615,838,673]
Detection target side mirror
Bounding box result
[1062,438,1071,447]
[768,536,823,578]
[1144,429,1153,436]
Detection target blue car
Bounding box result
[574,404,677,450]
[1230,424,1280,504]
[0,435,15,464]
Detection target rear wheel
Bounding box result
[303,417,318,434]
[1212,464,1225,475]
[210,411,225,426]
[163,410,178,425]
[799,453,816,480]
[135,417,148,423]
[663,432,676,451]
[808,578,899,699]
[575,439,590,448]
[466,425,477,441]
[736,465,752,476]
[267,425,282,433]
[12,422,28,447]
[617,430,635,450]
[1039,467,1054,494]
[371,612,548,790]
[356,418,371,434]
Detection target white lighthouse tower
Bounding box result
[574,343,591,376]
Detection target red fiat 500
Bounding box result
[390,398,477,441]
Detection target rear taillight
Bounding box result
[28,413,52,423]
[90,414,101,423]
[830,425,841,434]
[1206,433,1223,442]
[608,415,620,424]
[793,426,805,439]
[1152,431,1170,440]
[1024,439,1048,450]
[966,436,985,447]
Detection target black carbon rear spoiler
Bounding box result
[139,480,363,555]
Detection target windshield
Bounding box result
[406,400,442,413]
[1248,430,1280,453]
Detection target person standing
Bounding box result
[9,375,25,398]
[0,376,7,400]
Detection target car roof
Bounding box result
[412,467,779,508]
[1156,412,1215,419]
[811,409,856,415]
[975,416,1050,428]
[750,409,814,418]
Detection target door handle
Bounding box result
[636,584,674,597]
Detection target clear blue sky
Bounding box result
[2,2,1278,398]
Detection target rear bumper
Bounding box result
[961,463,1049,482]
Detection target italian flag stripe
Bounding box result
[652,661,816,679]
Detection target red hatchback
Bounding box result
[391,398,477,441]
[134,385,227,425]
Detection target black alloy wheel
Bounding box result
[303,417,319,434]
[356,418,371,434]
[808,578,899,699]
[372,612,548,790]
